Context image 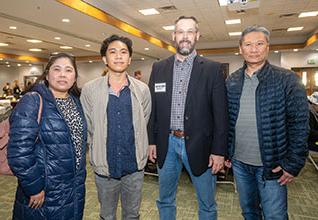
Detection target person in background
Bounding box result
[134,70,142,80]
[81,34,151,220]
[226,25,308,220]
[12,79,22,98]
[308,92,318,151]
[8,52,87,220]
[2,82,12,96]
[147,16,228,220]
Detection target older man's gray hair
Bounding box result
[239,25,270,45]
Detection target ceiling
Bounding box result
[0,0,318,66]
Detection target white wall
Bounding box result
[77,61,105,87]
[281,51,318,69]
[76,58,157,86]
[128,59,157,83]
[2,51,318,90]
[205,53,281,74]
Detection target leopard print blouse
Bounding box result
[56,96,84,170]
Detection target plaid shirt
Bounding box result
[170,50,197,131]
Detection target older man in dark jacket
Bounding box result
[226,25,308,220]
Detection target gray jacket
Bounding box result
[80,74,151,176]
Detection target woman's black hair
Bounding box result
[35,52,81,97]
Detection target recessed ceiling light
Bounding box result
[0,58,3,60]
[62,18,70,23]
[287,27,303,32]
[89,60,93,63]
[298,11,318,18]
[54,37,61,40]
[85,44,91,47]
[60,46,73,50]
[27,39,42,43]
[9,26,17,30]
[274,50,279,53]
[293,49,299,52]
[138,8,160,15]
[235,52,239,55]
[162,25,175,31]
[229,32,242,36]
[144,48,150,51]
[218,0,228,6]
[17,64,21,67]
[28,64,32,66]
[316,49,318,51]
[29,48,42,52]
[0,43,9,46]
[25,60,29,63]
[141,57,145,61]
[225,19,241,25]
[7,65,10,67]
[5,61,9,64]
[199,54,203,57]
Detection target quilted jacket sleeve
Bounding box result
[281,73,309,176]
[7,93,45,196]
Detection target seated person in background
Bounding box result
[12,80,22,98]
[308,92,318,151]
[2,82,12,96]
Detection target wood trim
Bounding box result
[56,0,176,53]
[0,53,48,62]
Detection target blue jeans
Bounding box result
[95,171,144,220]
[157,135,217,220]
[232,159,288,220]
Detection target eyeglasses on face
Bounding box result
[174,29,197,36]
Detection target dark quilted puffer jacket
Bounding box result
[226,61,309,180]
[8,83,87,220]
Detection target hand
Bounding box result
[224,160,232,168]
[272,166,295,185]
[208,154,224,174]
[29,190,45,209]
[148,145,157,163]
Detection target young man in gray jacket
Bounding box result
[81,34,151,220]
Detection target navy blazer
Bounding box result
[148,55,228,176]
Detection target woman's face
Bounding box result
[46,57,76,97]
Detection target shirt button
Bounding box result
[185,136,189,140]
[117,112,120,115]
[181,68,184,71]
[177,116,180,119]
[179,91,181,94]
[118,125,121,128]
[185,116,189,120]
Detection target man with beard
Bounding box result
[147,16,228,220]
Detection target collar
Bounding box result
[174,50,197,65]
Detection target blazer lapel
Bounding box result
[185,55,203,107]
[165,56,174,109]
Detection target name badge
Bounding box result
[155,83,166,93]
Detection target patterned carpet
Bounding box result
[1,157,318,220]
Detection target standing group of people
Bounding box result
[7,15,308,220]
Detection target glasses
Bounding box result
[175,29,197,37]
[241,41,268,49]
